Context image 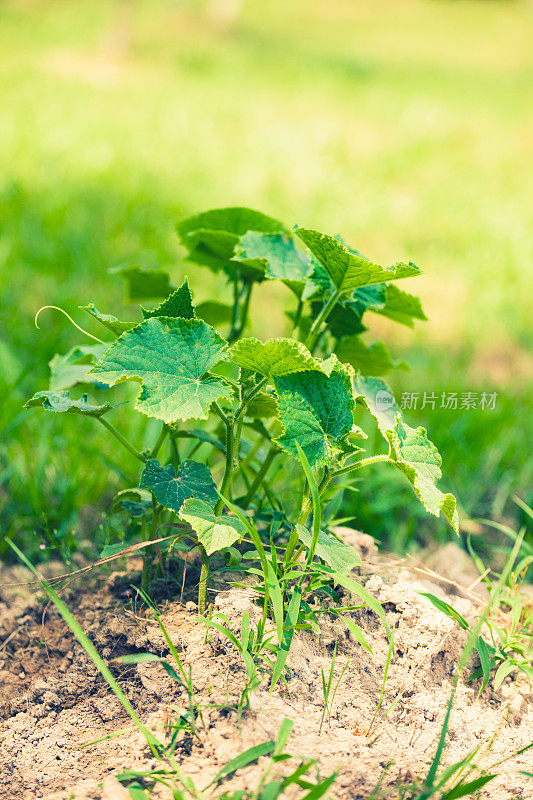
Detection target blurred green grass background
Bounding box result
[1,0,532,561]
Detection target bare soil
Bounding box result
[0,534,531,800]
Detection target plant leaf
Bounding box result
[271,585,302,689]
[374,284,427,328]
[207,740,276,786]
[140,458,218,512]
[195,301,233,327]
[313,300,367,339]
[141,278,195,320]
[355,374,400,435]
[80,305,137,336]
[49,344,108,390]
[177,207,286,278]
[245,391,279,419]
[233,231,312,283]
[441,775,497,800]
[418,593,469,630]
[295,228,421,293]
[231,337,324,377]
[386,417,460,534]
[338,615,373,654]
[274,361,355,469]
[296,525,360,574]
[336,337,408,376]
[24,391,116,418]
[110,265,175,302]
[90,317,232,424]
[179,498,246,556]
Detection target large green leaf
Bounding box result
[233,231,312,283]
[49,344,108,390]
[355,376,459,533]
[297,525,360,574]
[140,459,217,512]
[177,207,286,278]
[386,417,459,534]
[24,391,116,418]
[295,228,421,293]
[336,337,408,376]
[80,305,137,336]
[141,279,195,320]
[111,265,175,302]
[230,337,324,377]
[274,361,355,468]
[179,498,247,556]
[90,317,232,424]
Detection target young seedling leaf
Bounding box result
[296,525,361,574]
[231,337,324,377]
[90,317,233,424]
[233,231,312,283]
[386,417,460,535]
[49,344,108,390]
[111,265,175,302]
[141,278,195,320]
[295,228,421,293]
[179,498,246,555]
[140,458,218,513]
[274,362,355,469]
[80,304,137,336]
[24,391,117,418]
[336,336,408,376]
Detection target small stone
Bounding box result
[185,601,197,612]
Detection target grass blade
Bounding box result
[441,774,496,799]
[271,586,302,690]
[206,741,276,787]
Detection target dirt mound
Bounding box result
[0,545,531,799]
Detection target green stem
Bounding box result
[150,424,168,459]
[198,545,209,616]
[98,417,146,463]
[141,504,161,595]
[235,376,269,420]
[212,401,230,427]
[237,279,253,338]
[215,414,235,515]
[242,444,279,507]
[170,430,180,468]
[228,278,241,343]
[330,454,391,479]
[305,287,343,353]
[291,296,304,338]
